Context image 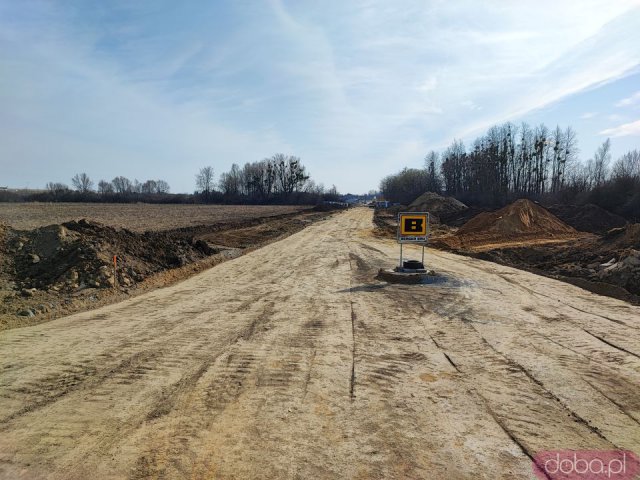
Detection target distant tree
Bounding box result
[131,179,143,194]
[46,182,69,193]
[591,138,611,187]
[380,168,429,204]
[273,154,309,195]
[323,184,340,201]
[112,176,132,194]
[97,180,114,195]
[196,166,215,196]
[424,151,442,192]
[611,149,640,180]
[155,180,170,194]
[219,164,242,196]
[71,173,94,193]
[304,180,325,196]
[141,180,157,194]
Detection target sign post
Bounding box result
[397,212,430,271]
[376,211,434,284]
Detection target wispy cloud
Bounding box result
[581,112,597,119]
[1,1,640,192]
[600,119,640,137]
[615,91,640,107]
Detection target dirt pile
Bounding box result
[0,220,232,328]
[603,223,640,249]
[474,232,640,302]
[546,204,627,235]
[7,219,215,293]
[455,199,577,246]
[407,192,467,223]
[439,206,491,227]
[593,249,640,298]
[0,209,333,329]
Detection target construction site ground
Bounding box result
[0,207,331,330]
[374,204,640,305]
[1,207,639,479]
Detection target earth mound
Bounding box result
[546,204,627,235]
[440,206,491,227]
[456,199,577,246]
[7,219,215,293]
[407,192,467,223]
[603,223,640,249]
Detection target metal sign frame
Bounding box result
[396,212,430,270]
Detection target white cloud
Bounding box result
[616,90,640,107]
[2,1,640,192]
[607,114,625,121]
[600,119,640,137]
[581,112,597,119]
[461,100,481,111]
[417,76,438,92]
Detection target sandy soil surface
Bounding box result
[0,203,307,232]
[1,208,639,479]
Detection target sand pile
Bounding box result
[456,199,577,246]
[407,192,467,223]
[546,204,627,235]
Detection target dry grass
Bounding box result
[0,203,309,232]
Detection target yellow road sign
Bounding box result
[398,212,429,243]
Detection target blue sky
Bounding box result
[1,1,639,194]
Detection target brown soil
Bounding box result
[546,203,627,234]
[407,191,467,223]
[457,198,576,240]
[440,205,491,227]
[471,226,640,303]
[0,203,307,232]
[0,208,335,331]
[373,202,640,304]
[604,223,640,248]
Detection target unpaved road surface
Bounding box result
[1,208,639,479]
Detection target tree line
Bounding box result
[1,154,338,205]
[380,122,640,220]
[195,154,335,204]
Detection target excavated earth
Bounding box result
[546,203,628,235]
[0,208,335,330]
[472,226,640,304]
[374,199,640,304]
[406,192,468,223]
[453,199,579,247]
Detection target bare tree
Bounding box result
[112,176,132,194]
[141,180,157,194]
[219,164,242,196]
[196,166,215,196]
[423,151,441,192]
[71,173,94,193]
[97,180,114,195]
[46,182,69,193]
[155,180,170,194]
[591,138,611,187]
[611,149,640,180]
[131,179,143,194]
[272,154,309,195]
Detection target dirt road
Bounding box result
[1,208,639,479]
